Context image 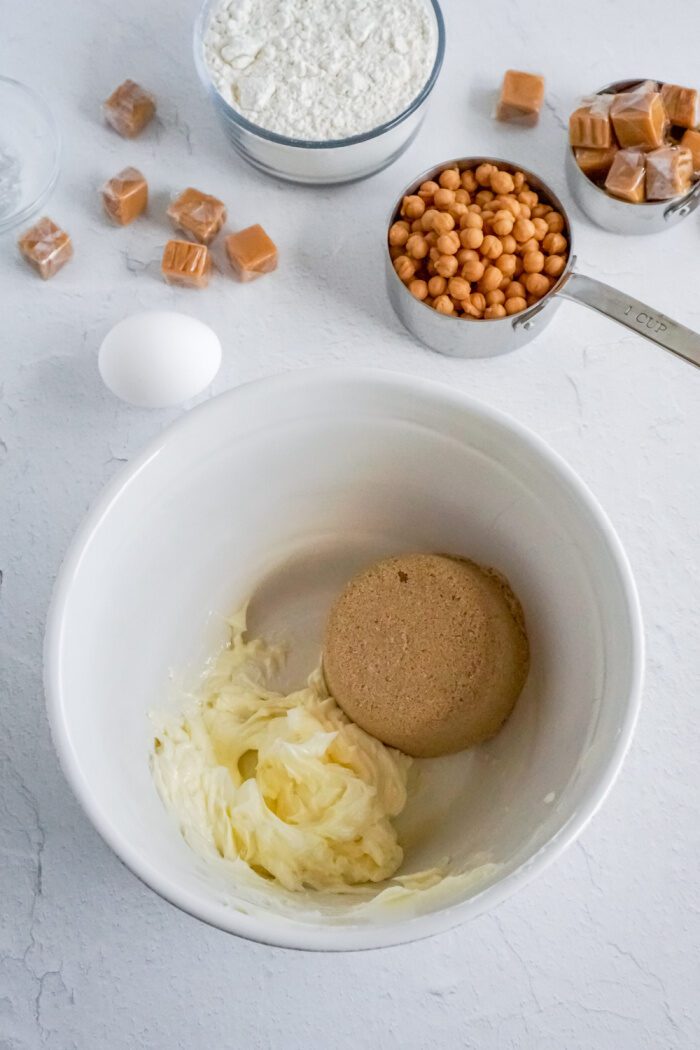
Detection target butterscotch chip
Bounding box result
[604,149,646,203]
[660,83,699,130]
[161,239,211,288]
[18,217,73,279]
[680,129,700,174]
[496,70,545,126]
[646,146,693,200]
[569,96,614,148]
[167,187,227,245]
[611,89,667,149]
[323,553,530,758]
[574,145,619,180]
[103,80,155,138]
[225,224,278,281]
[101,167,148,226]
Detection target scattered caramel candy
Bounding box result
[680,129,700,174]
[610,89,667,149]
[225,224,278,282]
[660,83,699,129]
[574,145,619,181]
[18,217,73,279]
[101,167,148,226]
[569,96,614,148]
[646,146,693,200]
[161,239,211,288]
[604,149,646,203]
[167,187,227,245]
[103,80,155,138]
[389,162,568,321]
[496,70,545,126]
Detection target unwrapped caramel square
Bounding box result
[102,167,148,225]
[569,96,614,148]
[661,83,699,130]
[225,225,278,282]
[646,146,693,200]
[680,129,700,173]
[18,217,73,279]
[574,145,619,180]
[611,90,667,149]
[162,240,211,288]
[604,149,646,203]
[103,80,155,138]
[496,70,545,126]
[167,187,227,245]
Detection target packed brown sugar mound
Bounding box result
[323,553,530,758]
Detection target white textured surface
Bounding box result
[1,0,699,1046]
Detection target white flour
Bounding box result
[0,148,21,219]
[203,0,438,141]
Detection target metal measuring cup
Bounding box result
[566,78,700,235]
[386,157,700,367]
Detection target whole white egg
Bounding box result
[98,311,222,408]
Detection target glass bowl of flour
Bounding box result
[194,0,445,184]
[0,77,61,233]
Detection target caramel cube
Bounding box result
[101,167,148,226]
[103,80,156,138]
[18,217,73,279]
[604,149,646,203]
[225,224,278,282]
[496,70,545,126]
[161,240,211,288]
[574,145,619,181]
[611,90,667,149]
[167,187,227,245]
[646,146,693,200]
[569,96,614,148]
[661,83,699,130]
[680,128,700,173]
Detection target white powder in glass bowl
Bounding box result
[203,0,438,141]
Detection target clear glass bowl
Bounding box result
[0,77,61,234]
[193,0,446,185]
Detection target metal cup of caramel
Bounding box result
[566,78,700,235]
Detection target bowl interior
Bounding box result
[46,370,641,949]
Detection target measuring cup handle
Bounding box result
[556,271,700,370]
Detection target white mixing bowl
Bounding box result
[44,368,643,950]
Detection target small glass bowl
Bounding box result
[193,0,445,185]
[0,77,61,235]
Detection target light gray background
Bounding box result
[2,0,699,1046]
